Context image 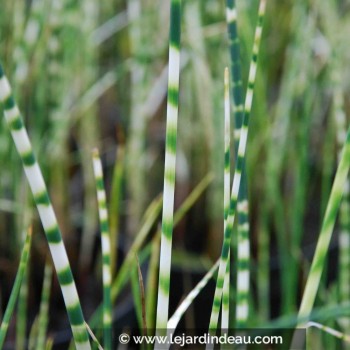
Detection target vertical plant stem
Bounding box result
[207,0,266,336]
[264,1,310,317]
[29,317,39,350]
[13,0,44,84]
[236,192,250,326]
[136,256,148,335]
[226,0,251,327]
[297,126,350,324]
[221,67,231,332]
[0,64,90,350]
[333,74,350,310]
[0,228,31,348]
[146,233,161,331]
[131,261,143,330]
[92,148,112,350]
[127,0,148,232]
[155,0,182,334]
[16,226,31,350]
[109,145,125,277]
[226,0,244,150]
[46,0,71,246]
[37,262,53,350]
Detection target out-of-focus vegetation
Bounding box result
[1,0,350,348]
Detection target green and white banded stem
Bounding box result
[208,0,266,335]
[156,0,182,334]
[222,67,231,331]
[226,0,251,327]
[92,148,112,350]
[226,0,244,148]
[0,64,90,350]
[236,198,249,326]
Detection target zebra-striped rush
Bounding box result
[0,64,91,350]
[156,0,182,335]
[226,0,244,149]
[208,0,266,335]
[226,0,251,327]
[221,67,231,331]
[92,148,112,350]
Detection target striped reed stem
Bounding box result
[221,67,231,331]
[297,126,350,324]
[226,0,244,149]
[236,196,250,326]
[0,64,90,350]
[208,0,266,335]
[156,0,182,334]
[0,228,31,348]
[92,148,112,350]
[226,0,251,327]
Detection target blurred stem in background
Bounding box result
[126,0,148,235]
